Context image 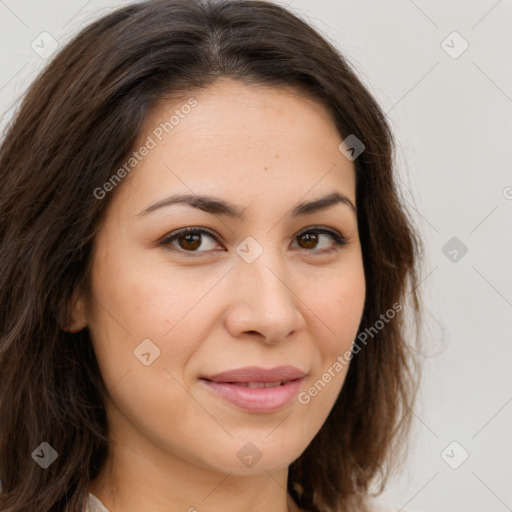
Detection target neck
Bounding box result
[88,443,302,512]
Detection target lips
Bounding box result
[228,381,285,388]
[199,366,306,413]
[201,365,306,384]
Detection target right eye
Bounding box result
[159,227,225,255]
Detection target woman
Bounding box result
[0,1,423,511]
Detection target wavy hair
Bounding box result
[0,1,423,510]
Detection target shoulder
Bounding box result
[86,492,111,512]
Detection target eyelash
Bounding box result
[159,226,348,256]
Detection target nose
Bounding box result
[223,251,306,344]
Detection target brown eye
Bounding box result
[297,232,319,249]
[160,228,222,254]
[177,233,201,251]
[292,228,348,253]
[160,226,347,257]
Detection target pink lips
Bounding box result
[200,365,306,413]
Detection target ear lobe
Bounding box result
[63,288,88,333]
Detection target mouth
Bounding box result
[199,366,306,413]
[219,380,289,388]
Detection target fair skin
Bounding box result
[68,78,366,512]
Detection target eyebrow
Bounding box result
[137,191,356,218]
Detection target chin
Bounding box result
[200,438,306,476]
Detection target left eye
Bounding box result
[292,228,347,251]
[160,227,348,255]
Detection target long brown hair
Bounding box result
[0,1,423,510]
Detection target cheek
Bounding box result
[296,270,365,425]
[303,262,366,353]
[87,249,223,377]
[90,253,182,333]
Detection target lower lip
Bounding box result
[200,378,304,413]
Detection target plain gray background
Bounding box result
[1,1,511,511]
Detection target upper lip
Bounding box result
[201,365,306,383]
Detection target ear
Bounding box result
[63,287,88,333]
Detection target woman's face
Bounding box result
[76,78,365,478]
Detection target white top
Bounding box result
[86,492,110,512]
[86,492,414,512]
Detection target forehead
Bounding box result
[110,78,356,217]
